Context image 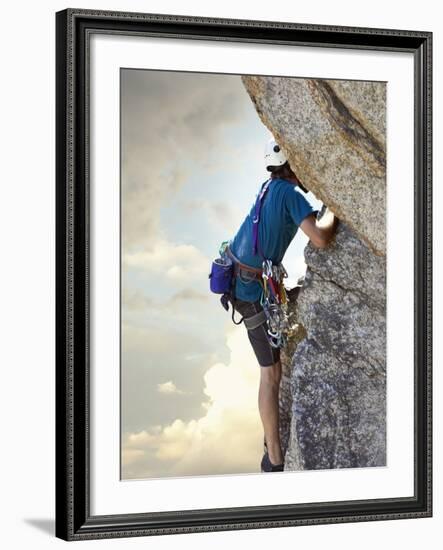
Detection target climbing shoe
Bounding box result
[261,451,284,472]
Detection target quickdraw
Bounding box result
[260,259,290,349]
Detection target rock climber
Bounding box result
[228,137,338,472]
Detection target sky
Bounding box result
[120,68,322,480]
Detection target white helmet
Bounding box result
[264,137,287,171]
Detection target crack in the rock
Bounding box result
[306,264,385,313]
[312,80,386,174]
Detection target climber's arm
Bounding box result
[299,208,338,249]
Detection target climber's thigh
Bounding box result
[234,299,280,368]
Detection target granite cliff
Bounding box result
[242,75,387,470]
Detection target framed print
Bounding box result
[55,9,432,541]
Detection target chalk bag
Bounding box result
[209,257,234,294]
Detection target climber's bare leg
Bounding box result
[258,360,283,465]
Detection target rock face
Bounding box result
[283,223,386,469]
[241,76,386,256]
[242,76,387,470]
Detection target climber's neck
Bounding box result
[271,174,300,186]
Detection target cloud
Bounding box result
[122,448,145,466]
[183,198,243,233]
[122,327,263,478]
[123,286,208,316]
[157,381,185,395]
[121,321,221,434]
[169,288,208,303]
[123,239,210,284]
[122,287,153,312]
[121,70,250,250]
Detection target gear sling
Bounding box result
[209,178,290,348]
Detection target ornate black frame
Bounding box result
[55,8,432,541]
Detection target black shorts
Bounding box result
[233,299,280,367]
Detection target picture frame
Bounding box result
[55,8,432,541]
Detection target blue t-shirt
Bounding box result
[229,177,317,302]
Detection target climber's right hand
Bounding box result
[299,209,338,249]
